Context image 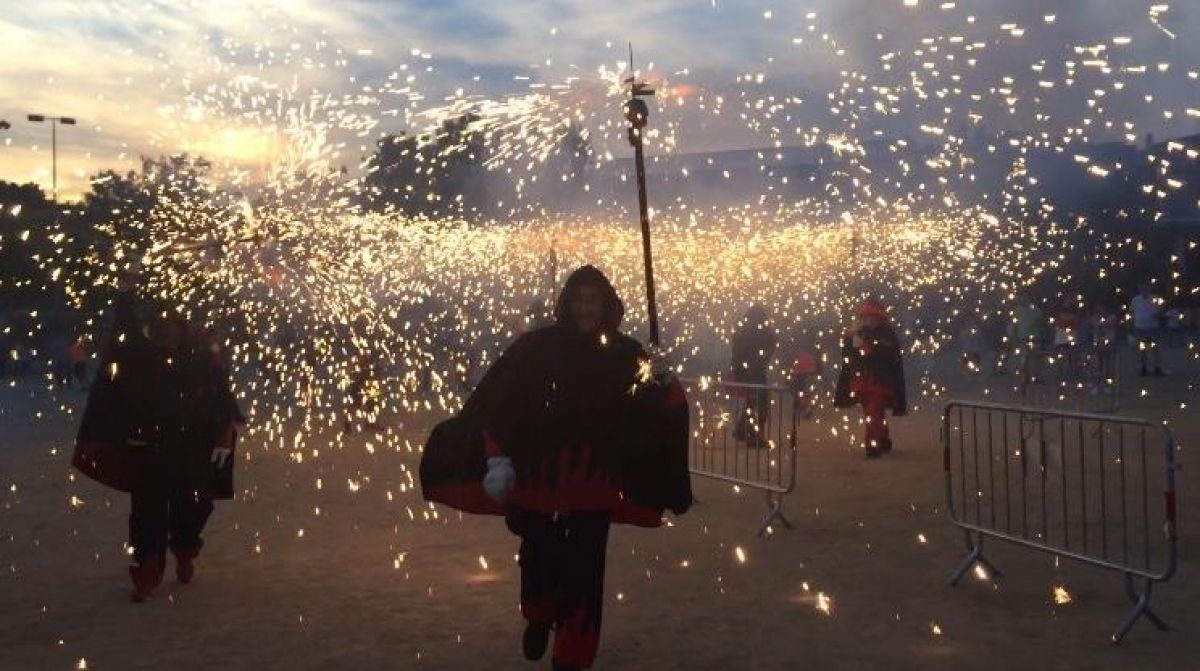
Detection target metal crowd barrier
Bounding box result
[1018,345,1121,414]
[680,377,798,536]
[942,400,1178,643]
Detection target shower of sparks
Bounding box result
[0,4,1197,657]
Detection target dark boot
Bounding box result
[522,621,552,661]
[865,446,883,459]
[172,546,200,584]
[129,554,166,602]
[879,438,893,453]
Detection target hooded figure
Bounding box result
[73,288,242,601]
[421,265,691,671]
[834,299,906,458]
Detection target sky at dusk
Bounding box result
[3,0,1199,200]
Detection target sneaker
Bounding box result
[523,621,552,661]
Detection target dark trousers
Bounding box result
[129,479,213,562]
[507,507,611,669]
[735,388,770,444]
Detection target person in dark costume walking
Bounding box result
[73,269,242,602]
[730,305,777,446]
[421,265,692,671]
[835,299,906,458]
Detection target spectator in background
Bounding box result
[789,332,820,419]
[731,305,777,447]
[1093,305,1118,349]
[1009,297,1046,379]
[1052,303,1080,383]
[958,315,983,379]
[1130,283,1165,377]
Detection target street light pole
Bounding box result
[623,45,660,346]
[27,114,77,203]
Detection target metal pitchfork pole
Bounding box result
[623,44,660,347]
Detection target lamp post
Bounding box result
[623,45,659,346]
[27,114,77,203]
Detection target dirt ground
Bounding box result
[1,350,1196,670]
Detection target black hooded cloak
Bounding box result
[72,292,241,498]
[420,265,692,527]
[834,322,907,414]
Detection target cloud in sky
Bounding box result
[2,0,1198,199]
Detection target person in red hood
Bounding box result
[835,299,907,458]
[421,265,692,671]
[73,269,243,602]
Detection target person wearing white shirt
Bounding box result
[1130,283,1165,377]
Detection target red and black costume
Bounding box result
[73,291,241,599]
[421,266,692,670]
[834,301,906,457]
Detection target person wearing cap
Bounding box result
[72,269,243,602]
[835,299,907,458]
[420,265,692,671]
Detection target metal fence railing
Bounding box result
[680,377,798,536]
[942,400,1179,643]
[1018,345,1121,414]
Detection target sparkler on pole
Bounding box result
[623,44,660,347]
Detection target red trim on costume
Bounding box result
[424,482,506,516]
[553,605,602,668]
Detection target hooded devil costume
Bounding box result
[73,290,241,600]
[421,265,692,670]
[834,300,906,457]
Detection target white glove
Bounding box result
[210,447,233,468]
[482,456,516,504]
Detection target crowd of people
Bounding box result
[954,282,1195,382]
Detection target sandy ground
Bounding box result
[1,349,1196,671]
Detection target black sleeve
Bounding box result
[460,331,542,454]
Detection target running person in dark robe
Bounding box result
[73,269,242,601]
[421,265,692,671]
[835,299,906,458]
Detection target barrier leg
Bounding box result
[756,491,792,537]
[1112,574,1168,644]
[948,531,1003,586]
